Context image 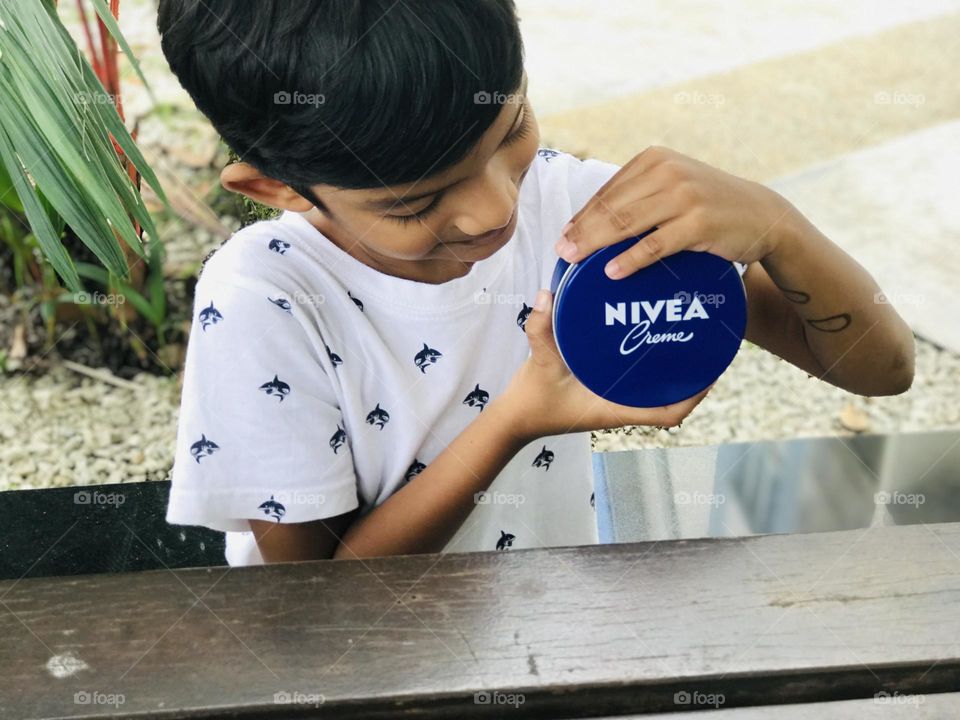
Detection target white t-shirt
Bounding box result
[165,148,746,566]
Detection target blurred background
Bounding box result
[0,0,957,494]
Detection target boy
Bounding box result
[159,0,915,566]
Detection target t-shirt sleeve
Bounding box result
[166,274,359,533]
[542,148,751,278]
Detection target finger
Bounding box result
[611,381,715,428]
[523,289,561,366]
[558,147,675,255]
[603,217,691,279]
[557,188,681,265]
[563,146,671,233]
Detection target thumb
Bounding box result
[524,289,560,364]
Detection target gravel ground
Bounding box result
[1,330,956,492]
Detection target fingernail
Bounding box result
[533,289,549,312]
[556,240,578,260]
[605,260,622,278]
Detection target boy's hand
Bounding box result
[500,289,713,442]
[555,146,796,279]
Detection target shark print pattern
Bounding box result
[190,434,219,463]
[590,492,595,508]
[198,301,223,331]
[537,148,562,163]
[325,344,343,367]
[268,296,293,314]
[404,459,426,483]
[268,238,291,255]
[516,303,533,332]
[259,375,291,402]
[414,343,442,373]
[462,383,490,411]
[329,424,347,454]
[366,403,390,429]
[257,495,286,522]
[532,445,554,471]
[168,151,613,558]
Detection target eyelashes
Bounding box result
[386,103,533,227]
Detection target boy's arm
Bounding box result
[331,395,528,559]
[742,210,916,396]
[249,510,360,562]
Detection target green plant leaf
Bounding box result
[0,0,166,288]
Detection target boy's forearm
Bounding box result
[332,393,530,560]
[762,205,916,396]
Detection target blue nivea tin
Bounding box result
[550,230,747,408]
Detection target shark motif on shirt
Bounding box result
[404,459,426,482]
[366,403,390,430]
[462,384,490,411]
[268,296,292,314]
[325,344,343,367]
[516,303,533,331]
[414,343,442,373]
[198,301,223,331]
[496,530,516,551]
[257,495,286,522]
[533,445,554,470]
[268,238,291,255]
[590,492,595,508]
[259,375,291,402]
[537,148,562,163]
[329,424,347,454]
[347,291,364,311]
[190,433,219,463]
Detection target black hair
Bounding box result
[157,0,524,202]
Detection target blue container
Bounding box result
[550,230,747,408]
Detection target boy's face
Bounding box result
[223,77,539,285]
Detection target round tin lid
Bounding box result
[550,234,747,408]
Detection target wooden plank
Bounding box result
[606,691,960,718]
[1,523,959,718]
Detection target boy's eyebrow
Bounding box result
[366,76,529,212]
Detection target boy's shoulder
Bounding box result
[195,212,314,296]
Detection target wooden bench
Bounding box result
[2,522,958,718]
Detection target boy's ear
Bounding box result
[220,162,315,212]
